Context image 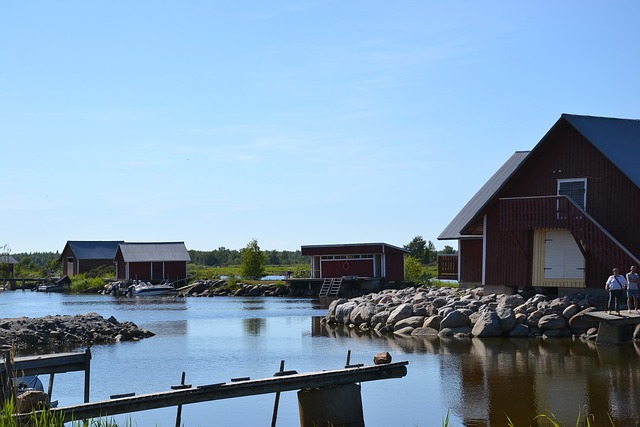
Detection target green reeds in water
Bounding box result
[439,408,615,427]
[0,398,132,427]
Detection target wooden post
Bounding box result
[84,348,91,403]
[175,372,186,427]
[47,373,55,406]
[345,350,351,367]
[271,360,285,427]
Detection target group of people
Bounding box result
[605,266,640,315]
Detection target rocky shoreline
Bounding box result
[322,286,640,341]
[0,313,154,351]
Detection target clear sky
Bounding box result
[2,1,640,254]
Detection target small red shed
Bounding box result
[60,241,123,277]
[301,243,408,282]
[115,242,191,284]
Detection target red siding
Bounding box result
[322,259,374,278]
[129,262,152,281]
[164,261,187,281]
[385,253,406,281]
[460,239,483,285]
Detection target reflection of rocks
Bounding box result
[0,313,154,351]
[324,286,609,340]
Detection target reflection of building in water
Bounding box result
[322,323,640,425]
[441,338,640,426]
[243,318,266,336]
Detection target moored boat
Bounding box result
[129,281,177,296]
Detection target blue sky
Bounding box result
[2,1,640,254]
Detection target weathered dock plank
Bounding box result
[20,361,408,423]
[583,311,640,345]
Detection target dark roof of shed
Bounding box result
[438,151,530,240]
[562,114,640,188]
[66,241,124,260]
[118,242,191,262]
[0,255,18,264]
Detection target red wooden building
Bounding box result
[60,241,123,277]
[115,242,191,283]
[438,114,640,294]
[301,243,408,282]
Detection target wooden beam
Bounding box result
[20,361,408,423]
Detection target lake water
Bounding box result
[1,291,640,427]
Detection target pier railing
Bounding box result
[500,195,640,270]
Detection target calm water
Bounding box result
[1,291,639,427]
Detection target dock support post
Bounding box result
[271,360,285,427]
[298,383,365,427]
[175,372,186,427]
[84,348,91,403]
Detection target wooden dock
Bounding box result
[1,349,91,403]
[583,310,640,345]
[16,361,408,424]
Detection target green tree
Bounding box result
[404,236,428,264]
[404,255,433,284]
[240,239,266,279]
[441,245,457,254]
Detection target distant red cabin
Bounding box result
[301,243,408,282]
[60,241,123,277]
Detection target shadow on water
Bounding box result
[319,320,640,427]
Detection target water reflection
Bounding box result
[243,318,266,336]
[322,323,640,426]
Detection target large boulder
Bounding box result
[496,306,517,332]
[538,313,566,331]
[471,311,502,337]
[386,303,414,326]
[440,310,470,329]
[393,316,425,331]
[349,303,378,326]
[334,301,358,324]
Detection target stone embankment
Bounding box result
[0,313,154,351]
[176,280,293,297]
[104,280,302,297]
[323,286,640,341]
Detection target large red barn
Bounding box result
[439,114,640,295]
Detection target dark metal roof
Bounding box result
[438,151,530,240]
[118,242,191,263]
[0,255,18,264]
[562,114,640,188]
[67,241,124,260]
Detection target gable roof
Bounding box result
[438,113,640,241]
[301,242,409,255]
[66,241,124,260]
[562,114,640,188]
[118,242,191,262]
[438,151,530,240]
[0,255,18,264]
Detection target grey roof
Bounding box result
[118,242,191,263]
[0,255,18,264]
[562,114,640,188]
[438,151,530,240]
[67,241,123,260]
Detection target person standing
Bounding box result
[626,266,639,313]
[605,267,627,315]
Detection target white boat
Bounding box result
[129,282,177,296]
